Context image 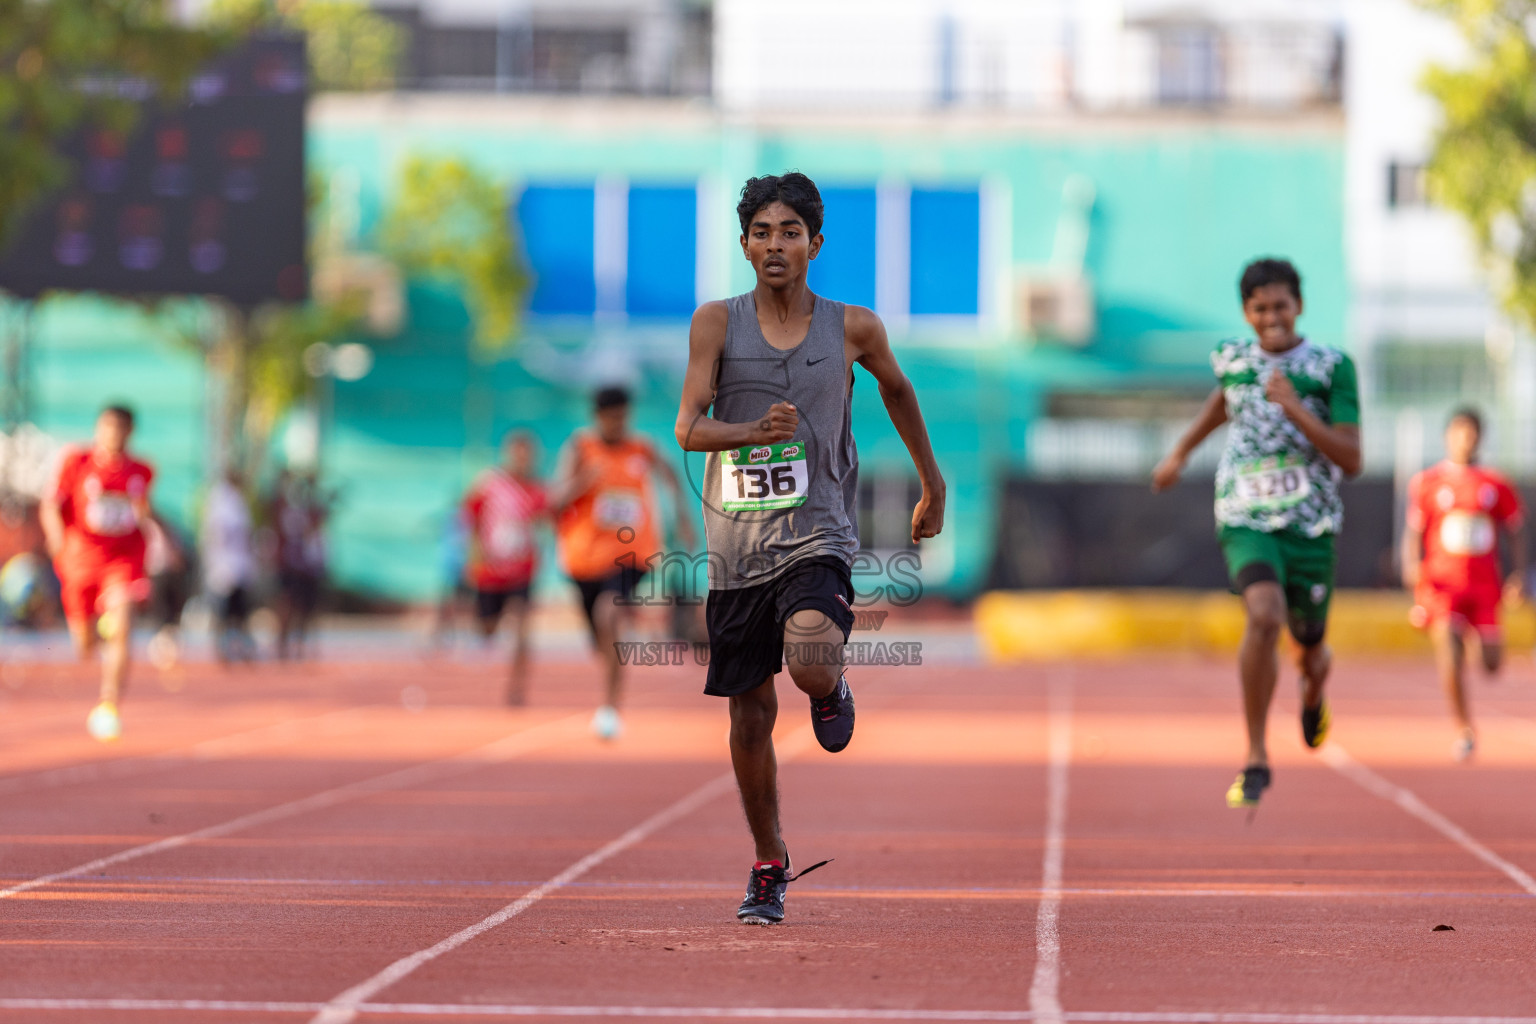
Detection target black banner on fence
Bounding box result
[988,478,1406,591]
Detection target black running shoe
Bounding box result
[736,853,831,925]
[1301,699,1330,750]
[1225,765,1272,809]
[810,675,855,753]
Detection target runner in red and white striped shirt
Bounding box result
[463,432,549,705]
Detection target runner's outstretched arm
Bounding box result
[845,306,945,543]
[1265,374,1362,477]
[39,496,64,558]
[1152,386,1227,492]
[1504,525,1528,603]
[648,455,695,548]
[675,301,798,452]
[1401,522,1424,590]
[547,440,598,511]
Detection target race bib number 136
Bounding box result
[722,441,809,511]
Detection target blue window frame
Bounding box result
[518,185,596,315]
[808,186,877,308]
[626,185,696,317]
[909,187,980,316]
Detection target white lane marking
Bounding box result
[309,770,742,1024]
[1029,671,1073,1024]
[2,1001,1536,1024]
[1068,1016,1536,1024]
[0,707,369,797]
[0,712,588,900]
[310,724,821,1024]
[1320,745,1536,895]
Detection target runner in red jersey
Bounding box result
[39,405,155,741]
[463,431,549,705]
[1402,408,1527,761]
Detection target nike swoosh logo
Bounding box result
[806,355,830,365]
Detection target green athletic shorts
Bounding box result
[1217,525,1336,629]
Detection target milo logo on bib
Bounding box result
[722,441,809,511]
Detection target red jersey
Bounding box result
[464,469,546,589]
[556,434,660,581]
[50,446,155,574]
[1407,461,1523,595]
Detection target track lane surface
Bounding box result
[1,648,1534,1020]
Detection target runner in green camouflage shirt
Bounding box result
[1213,334,1359,537]
[1153,258,1362,811]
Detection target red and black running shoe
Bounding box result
[736,853,830,925]
[809,675,855,753]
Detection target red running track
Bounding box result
[1,646,1536,1022]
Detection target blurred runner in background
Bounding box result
[429,500,473,648]
[270,469,329,661]
[144,511,194,672]
[463,431,548,705]
[203,468,257,664]
[40,404,154,741]
[1403,408,1527,761]
[554,387,692,739]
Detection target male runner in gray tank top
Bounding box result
[675,172,946,924]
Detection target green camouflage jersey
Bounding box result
[1212,337,1360,537]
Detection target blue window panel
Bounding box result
[627,186,697,316]
[909,188,980,316]
[808,186,877,308]
[519,185,596,315]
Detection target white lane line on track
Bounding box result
[1029,670,1073,1024]
[0,706,370,797]
[5,1001,1536,1024]
[0,711,589,900]
[1320,745,1536,895]
[308,724,821,1024]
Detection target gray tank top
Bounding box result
[701,292,859,590]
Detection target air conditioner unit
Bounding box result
[1017,272,1095,346]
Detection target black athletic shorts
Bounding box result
[575,568,646,638]
[475,582,531,624]
[704,555,855,698]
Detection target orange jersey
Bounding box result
[1407,462,1523,596]
[556,434,660,581]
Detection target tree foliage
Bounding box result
[204,0,400,91]
[1421,0,1536,329]
[380,156,530,352]
[0,0,224,245]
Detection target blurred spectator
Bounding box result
[143,512,194,670]
[270,470,329,660]
[202,469,257,664]
[430,500,472,648]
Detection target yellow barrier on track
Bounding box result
[975,589,1536,661]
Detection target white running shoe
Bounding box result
[1454,729,1475,763]
[86,702,121,743]
[591,704,623,742]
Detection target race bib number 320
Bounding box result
[1233,455,1312,512]
[721,441,809,511]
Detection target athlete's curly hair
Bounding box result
[1239,258,1302,303]
[737,172,824,238]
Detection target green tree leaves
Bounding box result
[1421,0,1536,328]
[203,0,401,91]
[380,156,530,353]
[0,0,223,245]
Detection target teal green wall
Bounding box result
[16,111,1346,601]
